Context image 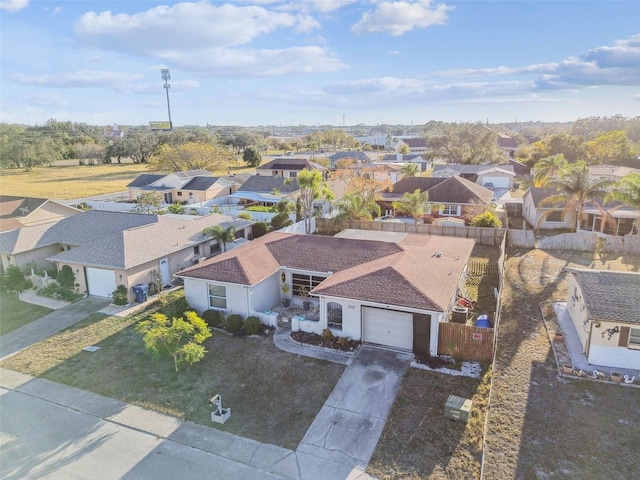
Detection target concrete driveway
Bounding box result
[296,346,412,480]
[0,296,111,361]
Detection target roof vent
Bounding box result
[433,251,443,258]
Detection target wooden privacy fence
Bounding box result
[438,322,494,362]
[317,218,506,246]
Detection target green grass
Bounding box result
[0,291,344,449]
[0,290,53,336]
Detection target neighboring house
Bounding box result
[104,124,124,140]
[0,197,80,232]
[228,176,301,207]
[127,169,237,204]
[588,164,640,180]
[522,186,638,235]
[177,230,475,356]
[379,153,430,172]
[329,150,372,169]
[509,158,529,176]
[396,137,428,154]
[497,133,519,159]
[256,158,326,179]
[565,268,640,371]
[432,164,515,190]
[0,210,253,301]
[379,176,493,221]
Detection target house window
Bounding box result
[546,210,564,222]
[194,245,200,256]
[210,241,220,255]
[291,273,326,297]
[289,171,297,178]
[327,302,343,331]
[440,205,461,216]
[629,328,640,348]
[177,191,183,196]
[208,284,227,309]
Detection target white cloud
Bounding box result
[295,14,321,32]
[12,70,144,88]
[22,92,67,107]
[0,0,28,12]
[163,46,346,76]
[351,0,452,36]
[436,63,557,77]
[324,77,426,95]
[73,2,297,52]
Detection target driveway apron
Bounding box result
[295,346,412,480]
[0,296,111,360]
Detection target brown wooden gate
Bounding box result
[438,322,494,362]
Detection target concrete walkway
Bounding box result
[272,328,354,365]
[0,296,111,361]
[19,288,70,310]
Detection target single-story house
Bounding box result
[523,186,638,235]
[497,134,519,159]
[127,169,239,204]
[228,176,301,207]
[396,137,428,154]
[177,230,475,356]
[432,164,515,190]
[0,197,80,233]
[0,210,253,302]
[256,158,326,179]
[379,176,494,221]
[379,153,430,172]
[565,268,640,371]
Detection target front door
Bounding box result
[159,258,171,287]
[413,314,431,355]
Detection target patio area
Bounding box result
[270,301,320,328]
[548,302,639,382]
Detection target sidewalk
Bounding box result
[272,329,354,365]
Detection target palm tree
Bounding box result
[203,224,237,253]
[533,154,569,187]
[392,189,441,224]
[334,193,380,221]
[399,163,420,179]
[605,172,640,234]
[538,161,617,232]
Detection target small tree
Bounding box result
[136,311,212,372]
[471,211,503,228]
[168,203,185,214]
[135,191,164,214]
[203,224,237,253]
[2,265,31,292]
[57,265,75,289]
[242,146,262,167]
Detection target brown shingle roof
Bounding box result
[567,268,640,324]
[179,231,475,312]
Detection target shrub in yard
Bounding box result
[136,311,212,372]
[161,296,192,319]
[337,336,349,349]
[57,265,75,289]
[243,316,261,335]
[321,328,335,345]
[252,221,271,238]
[201,309,223,328]
[237,211,252,220]
[225,314,244,333]
[471,211,503,228]
[1,265,32,292]
[111,285,128,305]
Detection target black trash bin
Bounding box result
[132,284,149,303]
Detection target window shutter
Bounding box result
[618,326,630,347]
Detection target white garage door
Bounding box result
[483,176,510,188]
[86,267,117,298]
[363,307,413,350]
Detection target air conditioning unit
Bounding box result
[444,395,473,422]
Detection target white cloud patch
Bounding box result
[324,77,426,95]
[22,92,67,107]
[163,46,345,77]
[351,0,452,36]
[437,63,557,77]
[0,0,28,12]
[12,70,144,88]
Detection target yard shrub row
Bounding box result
[201,310,264,336]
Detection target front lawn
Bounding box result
[368,366,491,480]
[0,292,344,449]
[0,290,53,336]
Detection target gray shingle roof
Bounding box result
[432,164,515,175]
[181,177,221,191]
[126,174,165,188]
[259,158,325,171]
[238,176,300,193]
[568,268,640,324]
[383,176,492,204]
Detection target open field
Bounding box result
[483,248,640,479]
[0,291,344,450]
[0,160,255,200]
[0,291,53,336]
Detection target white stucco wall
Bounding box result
[566,277,590,352]
[587,319,640,370]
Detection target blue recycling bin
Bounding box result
[475,314,491,328]
[132,284,149,303]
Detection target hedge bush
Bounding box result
[243,316,261,335]
[225,314,244,333]
[201,309,223,328]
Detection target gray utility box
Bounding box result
[444,395,473,422]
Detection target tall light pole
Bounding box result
[161,69,172,128]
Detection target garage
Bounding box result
[482,176,510,188]
[362,307,413,350]
[86,267,117,298]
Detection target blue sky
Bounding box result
[1,0,638,127]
